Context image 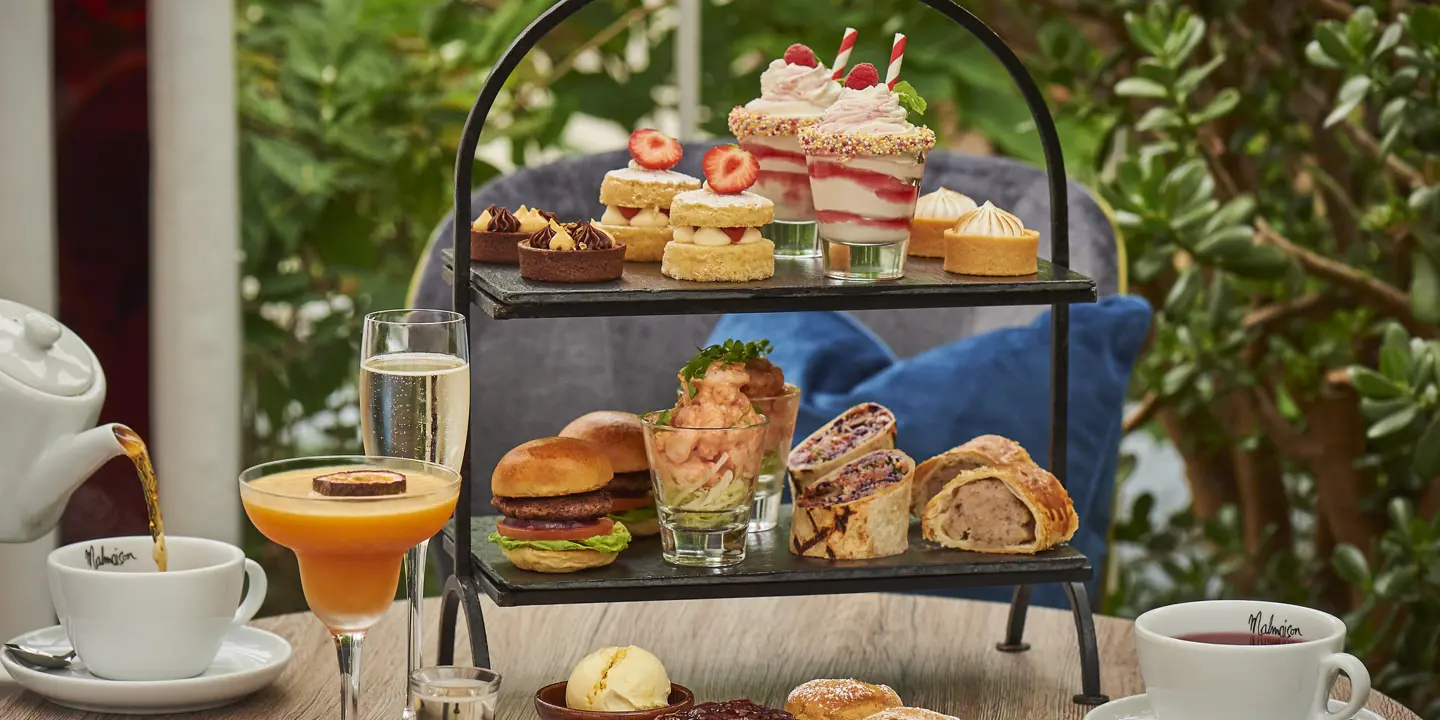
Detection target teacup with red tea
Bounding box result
[1134,600,1369,720]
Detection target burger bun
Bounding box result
[560,411,648,473]
[500,545,620,573]
[492,437,612,498]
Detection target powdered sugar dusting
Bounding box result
[866,709,959,720]
[673,186,774,210]
[786,679,898,707]
[607,164,701,187]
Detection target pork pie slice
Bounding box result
[787,403,897,494]
[921,462,1077,554]
[910,435,1033,518]
[790,449,914,560]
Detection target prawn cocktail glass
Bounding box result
[641,340,774,567]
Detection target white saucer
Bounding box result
[1,624,291,715]
[1084,694,1385,720]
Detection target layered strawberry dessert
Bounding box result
[798,64,935,252]
[727,43,841,223]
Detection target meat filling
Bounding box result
[791,404,893,466]
[604,471,652,498]
[917,460,981,507]
[491,490,611,520]
[943,478,1035,546]
[798,454,905,508]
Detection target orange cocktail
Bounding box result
[239,456,460,720]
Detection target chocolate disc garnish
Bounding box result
[313,470,407,497]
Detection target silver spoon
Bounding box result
[4,643,76,670]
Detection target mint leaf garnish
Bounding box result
[678,339,774,396]
[893,80,928,119]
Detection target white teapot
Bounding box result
[0,299,126,543]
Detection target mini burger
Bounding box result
[488,437,632,573]
[559,411,659,537]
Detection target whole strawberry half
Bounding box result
[628,128,683,170]
[702,145,759,194]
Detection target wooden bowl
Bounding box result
[534,681,694,720]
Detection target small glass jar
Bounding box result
[747,384,802,532]
[639,412,770,567]
[410,666,500,720]
[805,150,926,281]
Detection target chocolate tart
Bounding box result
[518,243,626,283]
[471,230,528,264]
[518,221,626,283]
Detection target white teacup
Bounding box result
[47,535,267,681]
[1135,600,1370,720]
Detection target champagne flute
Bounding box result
[359,309,470,719]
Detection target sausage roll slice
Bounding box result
[921,462,1077,554]
[787,402,897,493]
[790,449,914,560]
[910,435,1033,518]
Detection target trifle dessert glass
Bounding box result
[749,384,801,532]
[728,43,841,258]
[799,64,936,281]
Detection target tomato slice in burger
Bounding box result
[608,496,653,512]
[496,517,614,542]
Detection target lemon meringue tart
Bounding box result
[942,201,1038,276]
[908,188,977,258]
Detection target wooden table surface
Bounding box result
[0,595,1419,720]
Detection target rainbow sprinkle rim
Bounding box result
[728,106,824,138]
[798,124,937,159]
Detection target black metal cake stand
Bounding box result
[437,0,1109,706]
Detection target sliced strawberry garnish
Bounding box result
[628,128,683,170]
[722,227,748,243]
[617,206,642,220]
[844,63,880,90]
[702,145,760,194]
[783,44,818,68]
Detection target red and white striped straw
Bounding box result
[831,27,857,80]
[886,33,907,90]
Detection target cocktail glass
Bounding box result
[359,308,469,720]
[639,412,769,567]
[737,133,820,258]
[806,150,925,281]
[748,384,802,532]
[240,456,462,720]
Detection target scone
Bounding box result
[662,145,776,282]
[787,679,902,720]
[596,129,702,262]
[865,709,960,720]
[908,188,976,258]
[942,201,1039,276]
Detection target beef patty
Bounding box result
[604,471,651,498]
[491,490,611,520]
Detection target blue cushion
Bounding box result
[705,295,1152,608]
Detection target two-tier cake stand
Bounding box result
[435,0,1108,706]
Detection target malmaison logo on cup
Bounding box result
[1248,610,1304,640]
[84,544,139,570]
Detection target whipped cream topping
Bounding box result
[744,59,841,117]
[816,85,913,135]
[951,201,1028,237]
[672,226,762,246]
[601,205,669,228]
[915,188,977,221]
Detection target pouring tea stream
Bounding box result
[0,299,155,552]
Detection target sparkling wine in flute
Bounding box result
[359,352,470,470]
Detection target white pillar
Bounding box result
[149,0,242,544]
[675,0,701,140]
[0,0,60,657]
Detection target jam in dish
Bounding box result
[664,700,795,720]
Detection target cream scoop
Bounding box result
[565,646,672,711]
[915,188,978,221]
[950,201,1028,237]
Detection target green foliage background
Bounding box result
[237,1,1440,715]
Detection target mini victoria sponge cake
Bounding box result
[662,187,776,282]
[595,130,702,263]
